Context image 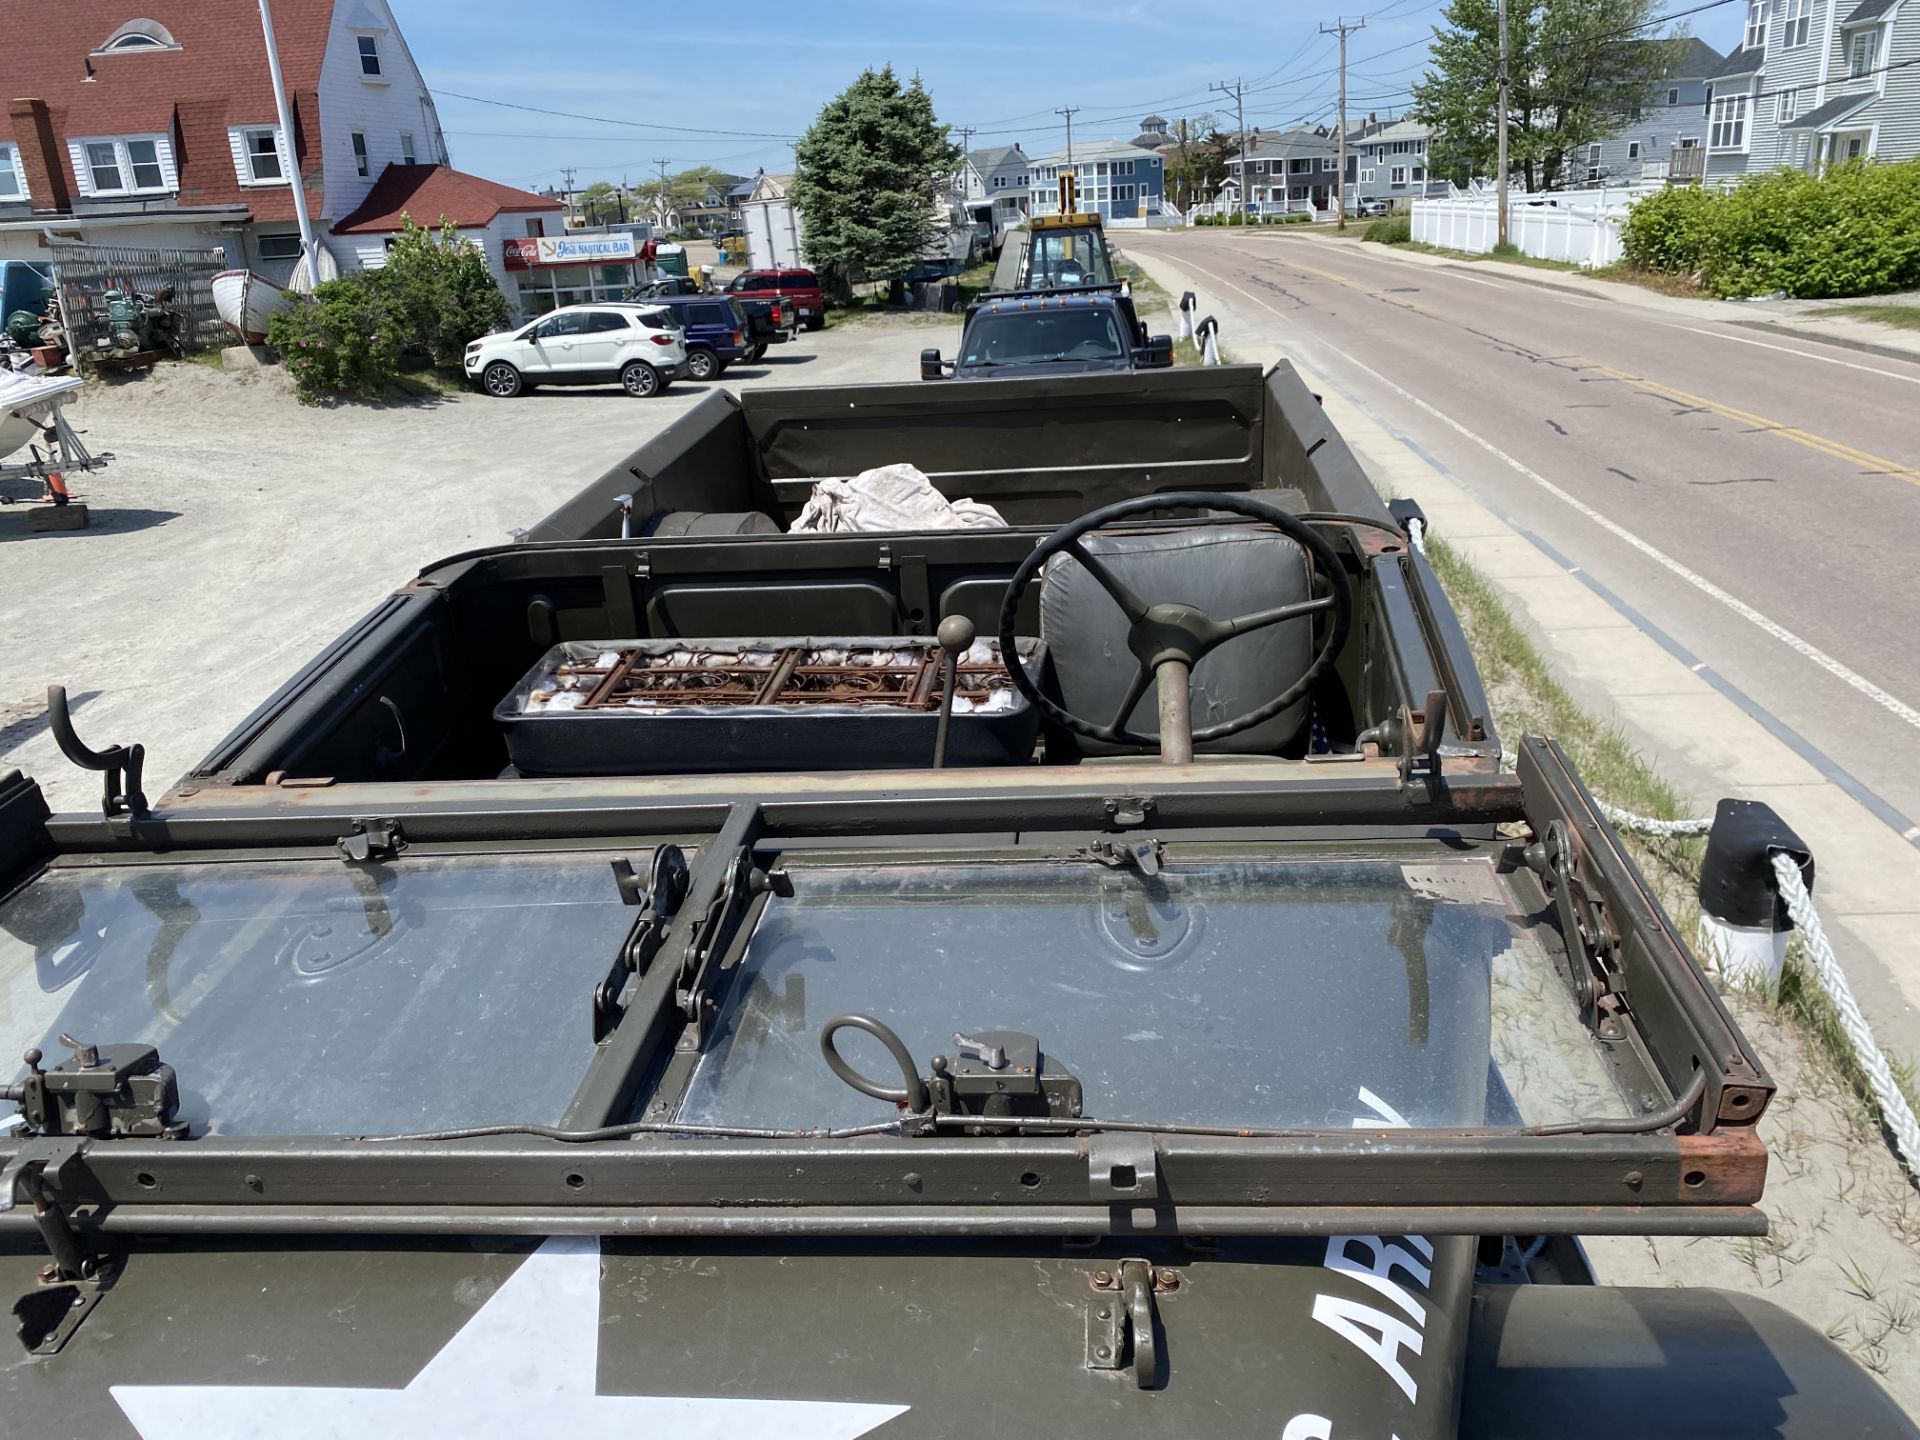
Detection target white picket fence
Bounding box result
[1411,185,1654,268]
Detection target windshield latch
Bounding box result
[593,846,691,1042]
[1086,1259,1170,1389]
[1083,837,1163,877]
[337,817,405,863]
[928,1029,1083,1134]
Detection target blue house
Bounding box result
[1583,38,1723,183]
[1026,139,1166,221]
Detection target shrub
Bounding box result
[1621,159,1920,298]
[268,275,408,403]
[377,217,512,364]
[1365,214,1412,244]
[1284,210,1313,224]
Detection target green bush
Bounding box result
[1365,214,1412,244]
[1621,159,1920,297]
[377,218,512,364]
[268,276,408,403]
[1284,210,1313,224]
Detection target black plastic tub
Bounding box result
[496,636,1049,776]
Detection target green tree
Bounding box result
[790,67,963,284]
[576,181,625,225]
[1413,0,1684,191]
[378,217,512,364]
[1163,113,1231,211]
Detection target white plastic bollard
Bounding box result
[1695,798,1813,992]
[1176,291,1197,343]
[1196,315,1221,366]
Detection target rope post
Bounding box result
[1696,799,1813,993]
[1196,315,1221,366]
[1176,291,1196,343]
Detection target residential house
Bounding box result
[964,144,1031,230]
[1222,128,1341,213]
[1706,0,1919,178]
[1027,139,1165,220]
[0,1,463,284]
[677,174,748,236]
[1578,38,1722,182]
[1130,114,1172,151]
[1346,118,1445,211]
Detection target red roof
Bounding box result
[0,2,334,220]
[331,163,562,233]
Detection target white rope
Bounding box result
[1771,850,1920,1177]
[1594,800,1714,838]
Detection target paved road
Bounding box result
[1128,229,1920,843]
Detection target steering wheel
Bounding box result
[996,492,1354,764]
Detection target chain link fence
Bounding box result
[48,241,230,368]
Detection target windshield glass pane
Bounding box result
[1027,230,1116,287]
[673,857,1629,1132]
[963,309,1126,368]
[0,853,636,1136]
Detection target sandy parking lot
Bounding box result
[1,315,946,812]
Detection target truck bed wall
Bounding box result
[525,363,1392,538]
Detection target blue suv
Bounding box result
[635,294,755,380]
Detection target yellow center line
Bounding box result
[1220,242,1920,487]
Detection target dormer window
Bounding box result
[94,19,180,53]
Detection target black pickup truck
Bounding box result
[921,285,1171,381]
[628,277,796,360]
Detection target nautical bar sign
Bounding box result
[504,233,640,269]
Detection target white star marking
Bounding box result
[110,1237,909,1439]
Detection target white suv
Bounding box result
[465,304,687,399]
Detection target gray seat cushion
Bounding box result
[1039,524,1313,755]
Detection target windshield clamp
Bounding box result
[46,684,148,828]
[1527,820,1629,1038]
[2,1137,119,1356]
[3,1037,187,1141]
[594,846,692,1042]
[337,817,405,863]
[1083,837,1163,877]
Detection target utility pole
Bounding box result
[1210,79,1247,222]
[955,125,975,204]
[1497,0,1511,246]
[559,165,577,227]
[1321,18,1365,229]
[653,158,672,231]
[1055,106,1079,165]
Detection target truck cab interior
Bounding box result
[186,365,1498,792]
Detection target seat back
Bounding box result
[1039,525,1313,755]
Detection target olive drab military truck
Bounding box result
[4,361,1913,1438]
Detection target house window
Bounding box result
[352,130,369,177]
[1744,0,1768,53]
[1360,167,1375,183]
[1709,93,1749,149]
[1781,0,1813,47]
[75,136,171,196]
[1321,156,1337,171]
[1776,87,1799,122]
[357,35,382,76]
[1680,136,1700,148]
[1411,165,1425,182]
[1628,141,1642,159]
[1390,166,1408,184]
[257,233,304,261]
[1849,29,1879,78]
[1667,87,1680,105]
[95,19,178,51]
[242,127,282,181]
[0,143,22,198]
[400,131,416,165]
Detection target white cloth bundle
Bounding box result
[792,462,1007,533]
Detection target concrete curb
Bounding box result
[1728,319,1920,367]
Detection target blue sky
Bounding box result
[402,0,1748,191]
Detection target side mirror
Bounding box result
[920,347,945,381]
[1141,334,1175,368]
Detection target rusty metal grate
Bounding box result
[535,645,1014,711]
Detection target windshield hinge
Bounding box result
[1395,689,1449,789]
[1086,1259,1173,1389]
[2,1137,119,1355]
[593,846,692,1042]
[675,853,790,1052]
[1525,820,1629,1040]
[337,817,405,863]
[1082,837,1163,877]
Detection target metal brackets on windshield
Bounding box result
[1524,820,1631,1041]
[593,846,691,1042]
[337,817,405,863]
[1086,1259,1173,1389]
[45,685,147,825]
[1,1139,117,1356]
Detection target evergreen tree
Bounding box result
[1413,0,1684,191]
[790,68,963,284]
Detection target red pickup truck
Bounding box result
[724,267,827,330]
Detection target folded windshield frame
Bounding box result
[0,738,1773,1240]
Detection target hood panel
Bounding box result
[4,1234,1473,1438]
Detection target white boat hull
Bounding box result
[211,269,291,343]
[0,371,85,462]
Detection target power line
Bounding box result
[430,88,797,140]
